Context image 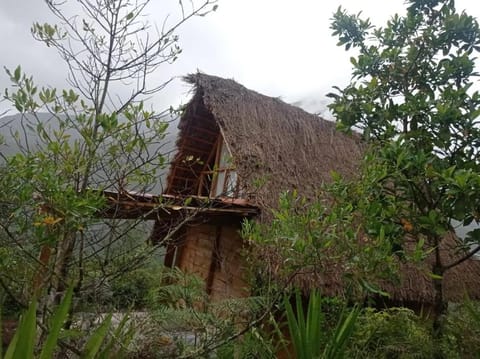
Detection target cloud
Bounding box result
[1,0,480,115]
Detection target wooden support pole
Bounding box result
[206,226,222,296]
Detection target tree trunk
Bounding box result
[52,233,77,303]
[432,264,447,338]
[430,236,448,359]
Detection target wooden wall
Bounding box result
[177,223,248,300]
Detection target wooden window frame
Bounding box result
[196,138,239,198]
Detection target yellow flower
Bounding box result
[42,216,63,226]
[400,218,413,232]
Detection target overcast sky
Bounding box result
[1,0,480,116]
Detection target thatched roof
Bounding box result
[279,233,480,304]
[166,73,364,215]
[387,234,480,303]
[165,72,480,304]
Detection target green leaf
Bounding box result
[98,313,133,359]
[39,286,74,359]
[9,299,37,359]
[81,313,112,359]
[360,278,390,297]
[323,305,360,359]
[13,66,21,82]
[466,228,480,243]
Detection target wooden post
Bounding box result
[206,226,222,295]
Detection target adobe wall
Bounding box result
[179,223,249,300]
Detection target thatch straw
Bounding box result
[274,233,480,303]
[166,72,480,303]
[175,73,364,216]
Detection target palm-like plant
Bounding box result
[284,290,359,359]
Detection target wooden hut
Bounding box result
[147,72,480,304]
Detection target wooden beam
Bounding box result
[100,198,259,220]
[174,164,204,171]
[167,137,212,194]
[209,137,223,197]
[164,243,177,268]
[196,135,221,196]
[183,135,216,146]
[180,145,211,156]
[206,226,222,295]
[170,175,197,182]
[188,122,219,137]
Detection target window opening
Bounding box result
[197,138,239,198]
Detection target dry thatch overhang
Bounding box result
[381,233,480,304]
[161,72,480,304]
[282,233,480,305]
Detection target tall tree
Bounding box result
[329,0,480,334]
[0,0,217,351]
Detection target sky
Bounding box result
[1,0,480,116]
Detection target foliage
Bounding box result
[283,290,359,359]
[143,267,277,358]
[346,307,434,359]
[1,286,129,359]
[0,0,217,354]
[222,326,279,359]
[328,0,480,329]
[440,300,480,358]
[243,190,398,300]
[99,260,166,310]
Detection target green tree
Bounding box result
[0,0,217,353]
[328,0,480,335]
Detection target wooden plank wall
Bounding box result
[179,223,248,300]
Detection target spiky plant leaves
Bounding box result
[322,305,360,359]
[4,299,37,359]
[81,313,112,359]
[284,290,358,359]
[39,286,74,359]
[98,313,134,359]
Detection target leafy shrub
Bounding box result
[110,264,164,310]
[346,307,434,359]
[82,260,166,311]
[440,300,480,359]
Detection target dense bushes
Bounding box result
[347,307,434,358]
[440,301,480,358]
[274,290,480,359]
[344,304,480,359]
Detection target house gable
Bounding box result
[166,92,239,199]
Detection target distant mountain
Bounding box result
[0,112,179,193]
[0,112,54,156]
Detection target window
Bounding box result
[211,140,238,197]
[197,138,239,198]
